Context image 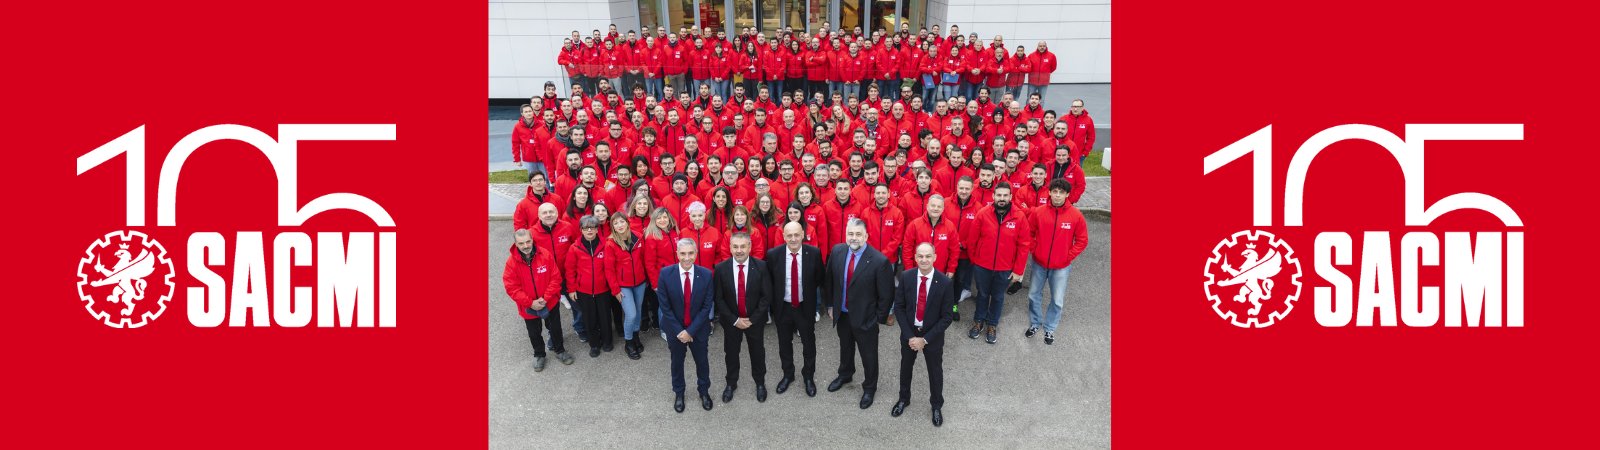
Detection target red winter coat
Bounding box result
[1061,111,1097,158]
[784,49,807,79]
[1028,202,1088,269]
[661,41,690,76]
[597,46,625,79]
[679,223,726,269]
[503,245,563,319]
[512,187,566,232]
[689,46,713,80]
[901,214,961,273]
[558,45,583,77]
[1026,50,1057,86]
[528,219,579,274]
[951,196,983,259]
[962,47,987,85]
[736,51,761,81]
[805,49,830,81]
[512,118,540,164]
[709,51,733,80]
[564,238,610,295]
[640,230,679,288]
[837,52,866,82]
[969,204,1032,275]
[724,222,766,260]
[857,202,905,260]
[762,50,789,82]
[938,53,965,85]
[1006,54,1030,88]
[603,234,650,293]
[984,55,1013,88]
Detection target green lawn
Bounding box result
[1083,150,1109,177]
[489,170,528,184]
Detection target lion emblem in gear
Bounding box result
[77,230,175,328]
[1204,230,1302,328]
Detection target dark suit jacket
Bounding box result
[823,243,895,330]
[764,244,824,317]
[713,256,770,325]
[894,269,957,342]
[657,264,715,338]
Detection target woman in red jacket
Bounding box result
[937,43,966,106]
[565,215,613,357]
[725,205,766,260]
[1026,41,1057,102]
[709,44,733,103]
[737,40,762,103]
[626,194,653,236]
[602,212,650,359]
[783,40,808,102]
[640,207,679,336]
[750,193,784,253]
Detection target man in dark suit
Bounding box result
[823,218,896,409]
[658,238,717,413]
[713,231,771,403]
[892,243,958,426]
[765,222,825,397]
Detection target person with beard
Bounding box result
[513,172,567,231]
[596,121,635,171]
[821,178,862,263]
[822,218,896,410]
[965,183,1032,345]
[1024,179,1087,345]
[659,173,702,226]
[712,229,772,404]
[600,164,639,210]
[849,161,885,206]
[658,109,692,157]
[800,152,818,180]
[649,152,678,198]
[559,38,584,97]
[641,36,666,100]
[804,39,829,101]
[973,162,1000,206]
[661,32,689,97]
[503,228,575,372]
[588,141,620,184]
[552,150,585,203]
[1062,99,1096,165]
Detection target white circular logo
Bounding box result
[1203,230,1303,328]
[76,230,175,328]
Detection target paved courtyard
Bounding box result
[487,215,1111,449]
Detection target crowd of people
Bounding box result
[502,23,1095,427]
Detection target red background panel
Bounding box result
[1115,1,1598,447]
[1,1,482,447]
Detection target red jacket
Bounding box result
[762,50,789,82]
[528,219,579,274]
[640,45,665,79]
[961,47,987,85]
[735,51,761,81]
[640,231,678,288]
[564,238,610,295]
[805,48,830,81]
[582,44,604,77]
[1044,160,1087,204]
[596,46,625,79]
[724,222,766,260]
[1028,202,1088,270]
[512,187,566,231]
[820,198,863,261]
[679,223,726,269]
[1006,54,1030,88]
[857,201,905,260]
[837,52,866,81]
[502,245,563,319]
[969,204,1032,275]
[603,234,650,294]
[658,191,702,226]
[512,119,540,163]
[984,55,1014,88]
[689,46,714,80]
[938,53,965,85]
[558,45,584,77]
[1026,50,1057,85]
[901,214,961,273]
[1061,111,1097,159]
[880,45,908,79]
[661,41,690,76]
[951,195,983,260]
[708,51,733,80]
[784,49,807,79]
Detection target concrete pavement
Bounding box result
[487,215,1110,448]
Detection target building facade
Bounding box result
[490,0,1109,99]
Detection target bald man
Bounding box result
[765,222,825,397]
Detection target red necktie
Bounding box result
[683,270,693,327]
[845,253,858,311]
[790,252,800,308]
[736,264,747,317]
[917,275,928,323]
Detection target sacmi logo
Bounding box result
[1202,124,1524,327]
[76,125,399,328]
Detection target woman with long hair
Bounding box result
[602,212,649,359]
[750,193,783,252]
[782,201,819,246]
[761,154,780,179]
[707,186,733,230]
[684,161,704,188]
[725,204,765,258]
[567,185,594,219]
[791,181,829,250]
[640,207,679,338]
[631,154,654,182]
[627,194,654,235]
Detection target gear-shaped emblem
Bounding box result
[1203,230,1302,328]
[76,230,176,328]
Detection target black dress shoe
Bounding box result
[859,391,875,409]
[804,378,817,397]
[722,385,736,403]
[700,393,714,410]
[755,384,767,403]
[602,342,614,352]
[827,376,850,392]
[625,340,641,360]
[674,394,685,413]
[588,347,601,357]
[775,377,793,394]
[931,408,943,427]
[1006,281,1024,295]
[891,399,908,417]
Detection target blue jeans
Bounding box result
[937,84,960,104]
[522,162,546,182]
[841,82,861,101]
[711,79,731,101]
[921,86,938,112]
[1026,260,1073,332]
[618,283,647,339]
[765,80,784,99]
[571,298,586,336]
[971,265,1011,326]
[829,81,844,97]
[954,259,974,295]
[958,80,977,100]
[644,78,664,100]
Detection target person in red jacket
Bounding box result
[709,45,733,102]
[558,38,585,97]
[1025,41,1057,102]
[504,229,574,370]
[1005,46,1031,101]
[804,39,830,102]
[761,40,788,109]
[599,38,625,95]
[1043,144,1086,204]
[565,215,614,357]
[983,46,1013,95]
[661,33,691,98]
[965,183,1032,344]
[901,193,960,276]
[820,178,863,262]
[660,173,703,225]
[641,207,680,334]
[680,202,728,269]
[602,212,651,359]
[1024,179,1088,344]
[936,43,966,106]
[642,35,666,100]
[858,183,905,266]
[1062,99,1096,166]
[783,40,808,100]
[513,172,565,231]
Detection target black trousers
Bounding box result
[835,310,880,392]
[897,333,945,409]
[740,77,760,100]
[806,80,827,102]
[642,288,660,330]
[721,319,767,385]
[523,308,565,357]
[576,292,614,349]
[774,302,817,380]
[609,298,625,336]
[784,78,806,98]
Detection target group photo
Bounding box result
[488,0,1111,447]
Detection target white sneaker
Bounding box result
[815,311,821,322]
[959,290,972,301]
[661,332,668,342]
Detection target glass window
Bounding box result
[639,0,663,29]
[896,0,922,33]
[784,0,804,32]
[869,0,894,34]
[699,0,727,32]
[759,0,781,32]
[733,0,756,32]
[808,0,831,34]
[670,0,694,32]
[840,0,861,30]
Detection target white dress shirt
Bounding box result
[783,246,803,306]
[914,268,936,327]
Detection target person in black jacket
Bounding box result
[713,232,771,403]
[822,218,896,410]
[891,243,958,426]
[765,222,825,397]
